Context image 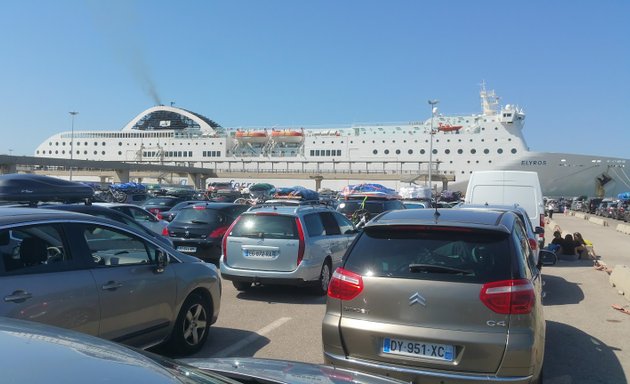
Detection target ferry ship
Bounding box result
[34,86,629,197]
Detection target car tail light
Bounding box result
[222,216,242,263]
[480,279,535,315]
[328,268,364,300]
[528,238,538,251]
[295,217,305,266]
[209,225,229,239]
[161,227,169,236]
[539,213,545,228]
[150,209,163,220]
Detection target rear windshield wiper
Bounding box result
[190,220,209,224]
[408,264,474,275]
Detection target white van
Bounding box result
[464,171,545,245]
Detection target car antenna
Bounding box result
[433,192,440,220]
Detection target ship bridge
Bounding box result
[121,105,224,136]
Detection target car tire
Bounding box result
[168,293,211,356]
[232,281,252,291]
[312,260,332,296]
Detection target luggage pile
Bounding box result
[399,185,432,200]
[274,186,320,201]
[341,183,401,199]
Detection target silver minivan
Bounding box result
[221,202,358,294]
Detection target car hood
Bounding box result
[0,318,179,384]
[182,357,407,384]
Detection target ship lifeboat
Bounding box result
[271,129,304,144]
[437,123,463,132]
[235,129,269,144]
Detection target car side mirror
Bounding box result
[534,226,545,235]
[155,249,169,273]
[539,250,557,268]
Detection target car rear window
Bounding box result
[230,214,298,240]
[144,198,178,206]
[173,208,223,225]
[343,226,512,283]
[336,200,386,215]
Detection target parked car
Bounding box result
[336,197,405,224]
[221,201,359,294]
[457,203,545,264]
[142,196,190,219]
[95,202,169,236]
[605,201,619,219]
[584,197,603,214]
[401,200,431,209]
[0,317,405,384]
[595,199,613,216]
[322,208,546,384]
[0,207,221,355]
[167,202,250,266]
[161,200,208,222]
[43,203,174,248]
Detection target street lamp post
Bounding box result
[69,111,79,180]
[427,100,439,192]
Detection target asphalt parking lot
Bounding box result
[175,213,630,384]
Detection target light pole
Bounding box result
[427,100,439,192]
[69,111,78,180]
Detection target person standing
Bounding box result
[547,201,555,219]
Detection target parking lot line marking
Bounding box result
[212,317,292,357]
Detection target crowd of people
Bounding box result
[547,229,597,260]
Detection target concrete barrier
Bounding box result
[616,223,630,235]
[574,212,588,220]
[610,265,630,303]
[588,217,609,226]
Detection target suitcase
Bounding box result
[0,174,94,204]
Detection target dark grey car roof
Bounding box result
[0,206,94,224]
[367,208,514,233]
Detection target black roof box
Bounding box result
[0,174,94,204]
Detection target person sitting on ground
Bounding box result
[574,232,597,260]
[546,230,564,254]
[563,234,577,256]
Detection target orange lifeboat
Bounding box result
[437,123,463,132]
[235,129,269,144]
[271,128,304,144]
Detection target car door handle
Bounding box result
[101,281,123,290]
[4,290,33,303]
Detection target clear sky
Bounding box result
[1,1,628,158]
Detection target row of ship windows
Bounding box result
[310,150,342,157]
[49,136,513,148]
[49,141,222,147]
[371,148,518,155]
[37,150,221,157]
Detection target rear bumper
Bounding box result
[171,239,222,265]
[323,351,533,384]
[220,256,322,286]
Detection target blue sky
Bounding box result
[1,0,628,158]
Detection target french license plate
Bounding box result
[177,246,197,253]
[383,338,454,361]
[244,250,278,258]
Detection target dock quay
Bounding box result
[0,155,455,190]
[541,213,630,383]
